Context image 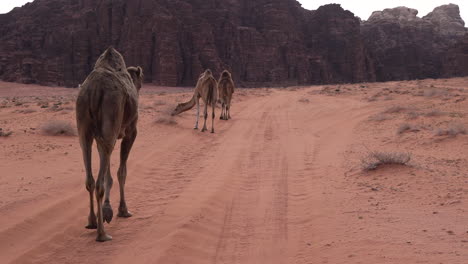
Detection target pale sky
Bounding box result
[0,0,467,24]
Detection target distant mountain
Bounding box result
[0,0,466,87]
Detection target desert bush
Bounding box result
[383,106,407,114]
[361,151,412,171]
[434,124,466,137]
[0,128,13,137]
[298,98,310,103]
[368,114,391,122]
[397,123,420,134]
[424,88,448,97]
[41,120,76,136]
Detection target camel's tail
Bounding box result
[171,94,197,116]
[206,78,217,107]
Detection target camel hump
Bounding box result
[94,46,127,72]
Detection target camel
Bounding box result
[217,70,235,120]
[171,69,218,133]
[76,47,144,242]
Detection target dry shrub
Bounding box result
[298,98,310,103]
[368,114,391,122]
[0,128,13,137]
[397,123,420,134]
[383,106,407,114]
[434,124,466,137]
[406,111,421,120]
[361,151,412,171]
[41,120,76,136]
[15,109,37,114]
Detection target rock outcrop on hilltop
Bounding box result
[0,0,466,87]
[361,4,467,82]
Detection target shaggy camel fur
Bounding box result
[171,69,218,133]
[76,47,143,242]
[218,70,235,120]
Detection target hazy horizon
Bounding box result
[1,0,467,24]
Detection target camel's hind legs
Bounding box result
[194,99,200,130]
[211,103,215,133]
[201,102,208,132]
[220,102,226,120]
[117,127,137,218]
[79,131,97,229]
[102,166,114,224]
[95,143,113,242]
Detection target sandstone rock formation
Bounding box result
[0,1,466,87]
[361,4,467,82]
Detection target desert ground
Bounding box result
[0,78,467,263]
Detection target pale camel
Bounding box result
[171,69,218,133]
[76,47,144,242]
[217,70,235,120]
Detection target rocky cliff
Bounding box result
[361,4,467,82]
[0,0,466,87]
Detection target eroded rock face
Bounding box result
[442,34,468,77]
[0,0,374,87]
[0,1,466,87]
[361,4,467,82]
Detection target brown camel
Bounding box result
[171,69,218,133]
[76,47,144,242]
[217,70,235,120]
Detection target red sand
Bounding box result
[0,78,467,263]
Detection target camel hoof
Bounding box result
[85,217,97,229]
[86,214,97,229]
[118,210,133,218]
[96,233,112,242]
[102,203,113,223]
[211,130,215,133]
[193,127,198,130]
[201,128,206,132]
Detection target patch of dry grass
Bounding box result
[382,106,408,114]
[397,123,420,134]
[434,124,466,137]
[298,97,310,103]
[15,108,37,114]
[368,114,391,122]
[41,120,76,136]
[0,128,13,137]
[361,151,412,171]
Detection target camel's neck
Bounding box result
[174,94,197,115]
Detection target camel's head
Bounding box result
[171,103,184,116]
[204,69,213,77]
[127,66,144,90]
[221,70,232,79]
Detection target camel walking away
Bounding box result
[76,47,144,242]
[171,69,218,133]
[218,70,235,120]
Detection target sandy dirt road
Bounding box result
[0,80,467,263]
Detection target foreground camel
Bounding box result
[218,70,235,120]
[76,47,143,242]
[171,69,218,133]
